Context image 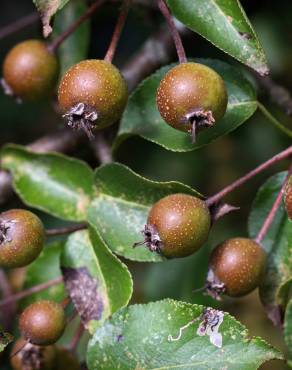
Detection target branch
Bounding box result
[91,133,113,164]
[0,269,17,331]
[0,276,63,309]
[46,223,87,237]
[255,163,292,244]
[0,12,39,40]
[206,146,292,206]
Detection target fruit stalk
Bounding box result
[46,223,87,237]
[157,0,187,63]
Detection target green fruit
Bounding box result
[10,337,57,370]
[54,347,81,370]
[2,40,58,101]
[156,62,228,141]
[19,300,66,345]
[58,59,128,138]
[0,209,45,268]
[285,178,292,220]
[134,193,211,258]
[206,237,267,299]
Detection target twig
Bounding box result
[258,102,292,138]
[206,146,292,206]
[48,0,105,53]
[46,223,87,237]
[157,0,187,63]
[0,269,16,331]
[255,162,292,244]
[104,0,132,63]
[68,322,85,352]
[255,74,292,116]
[0,12,39,40]
[91,133,113,164]
[0,276,63,308]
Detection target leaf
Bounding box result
[0,144,94,221]
[116,59,257,152]
[166,0,268,75]
[52,0,90,75]
[33,0,70,37]
[61,228,133,334]
[21,241,65,307]
[87,162,202,262]
[284,299,292,367]
[248,172,292,321]
[87,299,283,370]
[0,327,13,353]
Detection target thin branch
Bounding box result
[255,74,292,116]
[104,0,132,63]
[46,223,87,237]
[48,0,105,53]
[258,102,292,138]
[0,276,63,309]
[0,269,16,330]
[157,0,187,63]
[68,322,85,352]
[91,133,113,164]
[206,146,292,206]
[255,162,292,244]
[0,12,39,40]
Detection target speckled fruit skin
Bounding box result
[285,180,292,220]
[3,40,58,101]
[210,238,267,297]
[58,59,128,128]
[10,337,57,370]
[19,300,66,345]
[156,62,228,132]
[0,209,45,268]
[148,193,211,258]
[54,347,80,370]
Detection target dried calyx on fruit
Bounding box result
[58,59,128,139]
[19,300,66,345]
[204,237,267,300]
[285,176,292,220]
[156,62,228,142]
[0,209,45,268]
[10,337,57,370]
[2,40,58,102]
[134,193,211,258]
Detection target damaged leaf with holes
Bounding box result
[87,299,283,370]
[61,228,133,334]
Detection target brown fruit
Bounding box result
[10,337,57,370]
[156,62,228,141]
[19,300,66,345]
[134,193,211,258]
[2,40,58,101]
[58,59,128,138]
[206,237,267,298]
[285,179,292,220]
[0,209,45,268]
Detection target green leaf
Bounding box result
[53,0,90,76]
[0,327,13,353]
[87,163,202,262]
[116,60,257,152]
[33,0,70,37]
[61,228,133,334]
[166,0,268,75]
[21,241,65,307]
[284,299,292,367]
[248,172,292,317]
[0,144,94,221]
[87,299,283,370]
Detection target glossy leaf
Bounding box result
[87,299,283,370]
[53,0,90,75]
[166,0,268,75]
[248,172,292,317]
[61,229,133,334]
[21,241,65,307]
[33,0,70,37]
[116,60,257,152]
[87,162,202,262]
[1,144,94,221]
